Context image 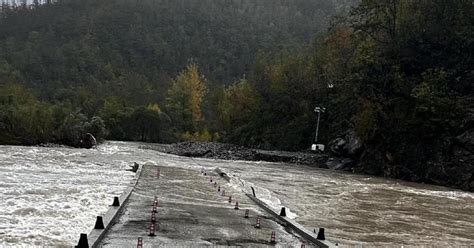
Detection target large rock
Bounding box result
[328,137,346,155]
[79,133,97,149]
[325,157,354,171]
[328,129,363,157]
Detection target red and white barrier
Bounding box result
[137,237,143,248]
[148,223,156,236]
[270,231,276,243]
[255,217,261,228]
[151,211,156,223]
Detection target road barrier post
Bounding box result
[280,207,286,217]
[112,197,120,207]
[75,233,89,248]
[93,216,105,229]
[317,228,325,240]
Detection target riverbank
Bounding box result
[141,141,473,192]
[2,142,473,246]
[141,142,355,171]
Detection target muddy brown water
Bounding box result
[1,141,473,246]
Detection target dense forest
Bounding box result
[0,0,473,190]
[0,0,348,144]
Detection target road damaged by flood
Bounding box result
[96,164,320,247]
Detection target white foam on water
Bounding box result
[3,142,474,247]
[0,144,135,247]
[218,168,298,219]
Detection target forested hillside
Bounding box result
[0,0,347,145]
[0,0,473,190]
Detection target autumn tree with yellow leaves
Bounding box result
[165,64,208,140]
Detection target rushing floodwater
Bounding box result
[1,142,473,247]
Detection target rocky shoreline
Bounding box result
[140,141,354,171]
[141,140,473,192]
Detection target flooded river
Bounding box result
[1,141,473,246]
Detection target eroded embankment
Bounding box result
[141,142,353,171]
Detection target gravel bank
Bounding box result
[140,142,353,170]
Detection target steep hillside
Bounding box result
[0,0,344,103]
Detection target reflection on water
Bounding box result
[0,141,473,246]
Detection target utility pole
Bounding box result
[311,106,325,152]
[311,83,333,152]
[314,106,325,143]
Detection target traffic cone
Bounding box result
[151,211,156,223]
[137,237,143,248]
[153,198,158,213]
[148,223,156,236]
[270,231,276,244]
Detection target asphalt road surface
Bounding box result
[98,164,310,247]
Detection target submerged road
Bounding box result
[97,164,313,247]
[3,142,472,246]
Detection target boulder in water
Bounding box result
[325,157,354,171]
[79,133,97,149]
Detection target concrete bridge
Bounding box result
[74,164,337,247]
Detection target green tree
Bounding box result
[217,77,260,143]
